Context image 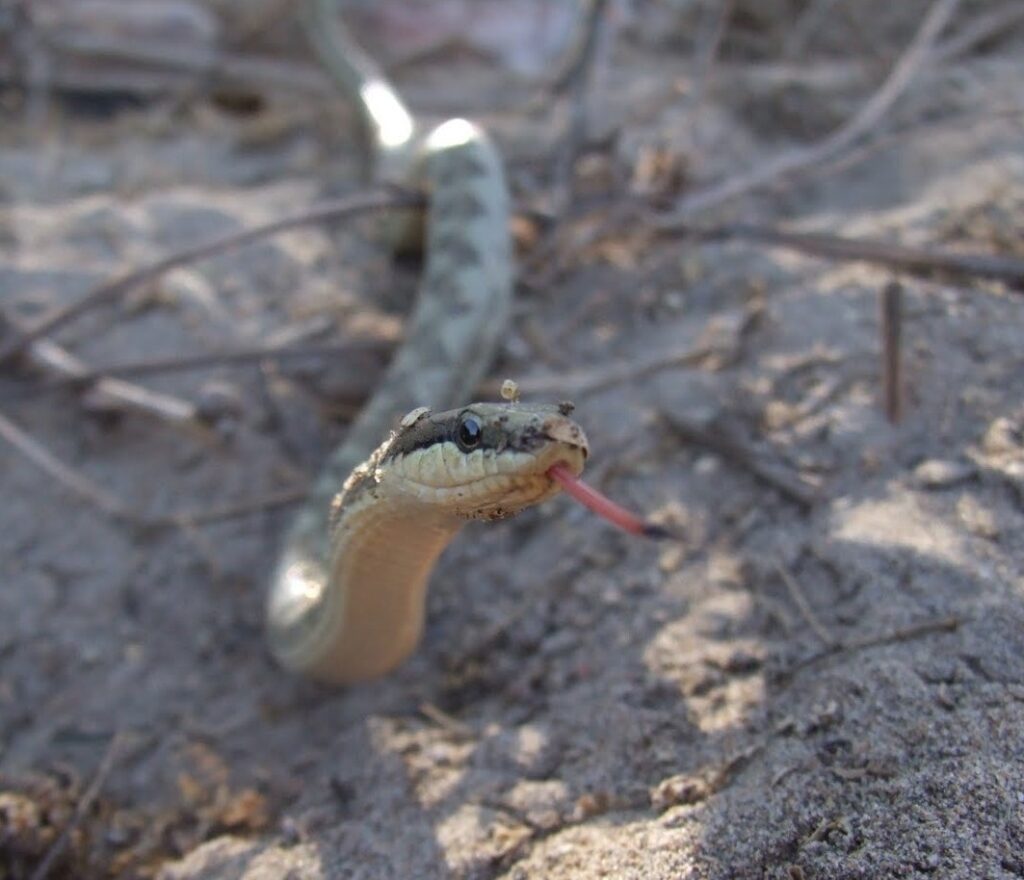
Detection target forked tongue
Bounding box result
[548,463,671,540]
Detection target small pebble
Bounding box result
[650,773,711,811]
[694,454,720,476]
[956,494,1000,539]
[981,416,1021,456]
[196,380,245,422]
[912,458,974,489]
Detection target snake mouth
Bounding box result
[538,417,589,464]
[389,439,587,521]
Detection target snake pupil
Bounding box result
[457,416,482,451]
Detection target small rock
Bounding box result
[650,773,711,811]
[540,630,577,658]
[707,551,746,589]
[658,542,687,573]
[723,649,762,674]
[981,415,1022,457]
[685,666,724,697]
[501,780,569,831]
[803,700,843,735]
[694,454,720,476]
[573,790,612,820]
[912,459,975,489]
[956,494,1000,539]
[763,400,799,431]
[195,381,248,440]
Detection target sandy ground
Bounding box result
[1,2,1023,878]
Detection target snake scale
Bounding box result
[266,1,590,683]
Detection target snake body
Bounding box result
[266,3,588,683]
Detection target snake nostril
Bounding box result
[541,417,589,452]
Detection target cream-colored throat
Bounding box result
[298,498,464,684]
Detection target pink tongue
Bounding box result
[547,463,669,540]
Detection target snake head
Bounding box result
[377,402,589,521]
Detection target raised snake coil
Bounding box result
[266,2,589,683]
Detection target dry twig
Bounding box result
[774,559,835,647]
[419,702,473,738]
[486,304,760,398]
[21,31,332,95]
[523,0,611,112]
[553,0,614,213]
[798,104,1024,189]
[777,616,961,685]
[660,411,819,509]
[0,406,304,530]
[721,6,1024,96]
[28,732,124,880]
[0,407,135,522]
[934,2,1024,62]
[0,189,422,365]
[684,0,733,121]
[879,281,903,423]
[40,339,391,387]
[661,222,1024,291]
[657,0,961,222]
[171,487,306,527]
[484,338,713,399]
[2,315,207,431]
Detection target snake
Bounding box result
[265,1,591,684]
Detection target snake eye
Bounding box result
[457,416,482,451]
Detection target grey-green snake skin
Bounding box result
[266,1,589,683]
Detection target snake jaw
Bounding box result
[539,414,589,461]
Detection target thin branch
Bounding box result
[553,0,614,213]
[657,0,961,222]
[481,340,712,399]
[29,732,124,880]
[774,559,835,647]
[660,411,819,509]
[792,105,1024,190]
[842,615,961,652]
[31,31,333,95]
[783,0,843,58]
[933,3,1024,62]
[486,302,761,399]
[2,315,207,430]
[0,189,422,365]
[776,616,961,684]
[419,702,473,738]
[720,5,1024,96]
[879,281,904,423]
[40,340,391,387]
[0,406,305,530]
[661,222,1024,291]
[524,0,612,112]
[170,487,306,527]
[685,0,733,118]
[0,407,135,522]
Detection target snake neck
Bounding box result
[268,3,512,683]
[268,492,463,684]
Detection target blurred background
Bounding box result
[1,2,1023,879]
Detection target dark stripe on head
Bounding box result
[382,403,585,464]
[384,409,466,461]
